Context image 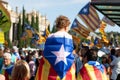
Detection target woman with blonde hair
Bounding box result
[12,60,30,80]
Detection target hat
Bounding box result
[97,50,106,57]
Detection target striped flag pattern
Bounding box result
[78,2,100,32]
[71,19,90,38]
[35,31,75,80]
[35,58,76,80]
[77,63,108,80]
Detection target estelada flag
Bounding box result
[0,2,11,32]
[78,2,100,32]
[35,58,76,80]
[35,31,75,80]
[71,19,90,38]
[77,61,108,80]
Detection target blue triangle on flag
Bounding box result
[79,2,90,15]
[44,36,74,79]
[71,19,78,29]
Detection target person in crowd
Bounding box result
[12,46,21,61]
[35,15,75,80]
[78,46,89,64]
[110,48,120,80]
[77,49,108,80]
[72,42,83,78]
[110,48,116,61]
[102,55,111,78]
[12,60,30,80]
[0,74,5,80]
[0,53,14,80]
[28,54,36,80]
[0,48,4,72]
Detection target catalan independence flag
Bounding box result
[71,18,90,38]
[77,61,108,80]
[35,31,75,80]
[78,2,100,32]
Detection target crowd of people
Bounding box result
[0,15,120,80]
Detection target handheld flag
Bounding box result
[71,19,90,38]
[78,2,100,32]
[24,23,35,38]
[0,2,11,32]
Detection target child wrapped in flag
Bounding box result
[35,15,76,80]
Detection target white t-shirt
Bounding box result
[110,57,120,80]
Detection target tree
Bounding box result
[51,24,57,33]
[31,15,35,29]
[17,15,24,48]
[48,24,51,33]
[26,14,30,24]
[22,6,26,32]
[35,15,39,32]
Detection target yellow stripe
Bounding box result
[101,69,108,80]
[77,73,83,80]
[35,70,38,80]
[70,64,76,80]
[56,75,61,80]
[85,64,97,80]
[41,58,51,80]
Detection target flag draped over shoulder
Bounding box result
[71,19,90,38]
[0,2,11,32]
[35,31,75,80]
[77,61,108,80]
[78,2,100,32]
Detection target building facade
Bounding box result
[0,0,50,45]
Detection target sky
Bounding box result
[6,0,120,32]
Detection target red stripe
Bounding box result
[79,66,91,80]
[79,5,100,31]
[93,66,103,80]
[65,66,72,80]
[38,58,45,80]
[48,65,58,80]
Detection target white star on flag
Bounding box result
[83,8,87,13]
[51,44,70,65]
